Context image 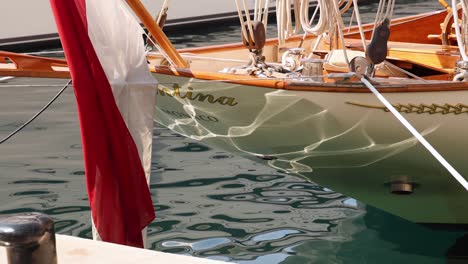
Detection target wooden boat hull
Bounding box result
[345,10,449,45]
[153,73,468,226]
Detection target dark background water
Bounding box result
[0,1,467,263]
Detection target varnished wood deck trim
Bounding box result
[151,66,468,93]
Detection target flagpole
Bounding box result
[125,0,188,68]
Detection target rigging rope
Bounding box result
[254,0,269,25]
[299,0,330,37]
[352,0,367,52]
[242,0,256,41]
[276,0,301,44]
[0,80,71,145]
[235,0,269,44]
[297,0,353,39]
[331,0,350,69]
[371,0,395,40]
[338,0,354,14]
[452,0,468,61]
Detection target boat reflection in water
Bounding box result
[149,140,366,262]
[154,73,468,228]
[286,206,466,263]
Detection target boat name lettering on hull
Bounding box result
[347,102,468,115]
[157,84,238,106]
[160,108,219,122]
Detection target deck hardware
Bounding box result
[453,60,468,82]
[387,176,414,195]
[390,181,414,195]
[281,48,305,72]
[0,213,57,264]
[301,58,324,82]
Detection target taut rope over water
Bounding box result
[0,80,72,145]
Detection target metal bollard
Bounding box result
[0,213,57,264]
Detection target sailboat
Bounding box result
[147,0,468,228]
[1,0,468,231]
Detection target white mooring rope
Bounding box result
[361,76,468,191]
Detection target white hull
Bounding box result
[153,73,468,226]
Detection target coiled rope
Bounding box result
[299,0,330,37]
[452,0,468,61]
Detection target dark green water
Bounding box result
[0,1,467,263]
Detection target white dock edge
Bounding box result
[0,234,230,264]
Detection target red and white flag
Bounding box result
[50,0,156,247]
